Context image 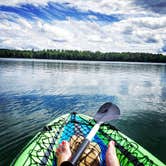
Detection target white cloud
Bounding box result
[1,11,165,54]
[0,1,166,54]
[0,0,49,6]
[0,12,166,52]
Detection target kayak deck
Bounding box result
[11,112,165,166]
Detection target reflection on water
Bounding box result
[0,58,166,165]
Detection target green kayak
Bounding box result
[11,112,165,166]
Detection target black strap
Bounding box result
[60,161,74,166]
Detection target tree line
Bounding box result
[0,49,166,62]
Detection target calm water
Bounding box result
[0,58,166,165]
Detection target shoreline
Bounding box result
[0,49,166,63]
[0,57,166,65]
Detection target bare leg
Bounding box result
[56,141,72,166]
[106,141,120,166]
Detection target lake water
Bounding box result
[0,58,166,165]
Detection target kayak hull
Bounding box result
[11,113,165,166]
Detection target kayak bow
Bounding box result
[11,112,165,166]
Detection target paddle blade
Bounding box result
[94,102,120,123]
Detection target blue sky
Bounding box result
[0,0,166,54]
[0,2,120,22]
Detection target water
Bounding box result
[0,58,166,165]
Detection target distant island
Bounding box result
[0,49,166,63]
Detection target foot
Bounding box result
[56,141,72,166]
[106,141,120,166]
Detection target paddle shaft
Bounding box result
[61,123,101,166]
[71,123,100,164]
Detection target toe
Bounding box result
[108,140,115,147]
[56,147,61,156]
[62,141,70,152]
[107,141,116,156]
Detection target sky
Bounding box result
[0,0,166,54]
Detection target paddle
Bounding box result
[61,102,120,166]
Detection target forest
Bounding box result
[0,49,166,62]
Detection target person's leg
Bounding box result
[106,141,120,166]
[56,139,120,166]
[56,141,71,166]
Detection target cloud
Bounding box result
[133,0,166,14]
[0,0,49,6]
[1,11,165,54]
[0,0,166,54]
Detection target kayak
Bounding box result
[11,112,165,166]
